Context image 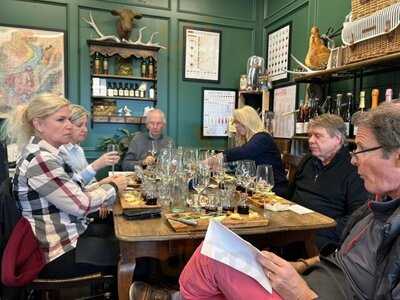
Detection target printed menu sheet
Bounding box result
[203,89,236,137]
[273,85,296,138]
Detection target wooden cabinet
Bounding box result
[87,40,161,126]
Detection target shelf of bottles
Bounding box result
[92,115,146,125]
[294,88,394,139]
[88,40,160,126]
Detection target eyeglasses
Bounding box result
[350,146,382,159]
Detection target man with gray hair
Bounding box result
[179,102,400,300]
[287,113,367,252]
[122,108,173,170]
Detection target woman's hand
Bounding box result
[257,251,318,300]
[91,151,120,171]
[98,206,110,219]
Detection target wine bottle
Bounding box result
[385,88,393,103]
[118,83,124,96]
[94,52,102,74]
[103,55,109,75]
[149,84,155,99]
[303,99,310,133]
[148,57,154,78]
[296,99,305,135]
[335,94,343,116]
[112,83,118,96]
[141,59,147,78]
[324,96,332,114]
[371,89,379,109]
[129,84,135,97]
[353,91,365,136]
[134,84,140,97]
[124,83,129,97]
[343,93,353,137]
[107,82,113,97]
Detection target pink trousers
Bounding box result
[179,244,283,300]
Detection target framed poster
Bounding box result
[202,88,237,137]
[0,25,66,118]
[183,27,221,83]
[266,23,291,82]
[273,84,296,138]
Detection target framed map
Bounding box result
[183,27,221,83]
[0,25,66,117]
[202,88,237,137]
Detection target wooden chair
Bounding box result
[282,153,304,183]
[27,273,114,300]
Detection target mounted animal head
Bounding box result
[111,9,142,41]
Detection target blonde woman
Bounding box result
[211,105,287,196]
[3,93,127,278]
[59,104,119,186]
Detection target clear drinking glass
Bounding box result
[192,163,210,210]
[255,164,274,194]
[106,144,117,176]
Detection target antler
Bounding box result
[82,12,120,43]
[285,54,317,74]
[129,27,147,45]
[145,31,167,49]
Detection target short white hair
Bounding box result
[146,108,166,124]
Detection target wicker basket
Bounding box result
[352,0,399,20]
[343,0,400,64]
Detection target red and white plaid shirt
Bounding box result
[13,137,116,262]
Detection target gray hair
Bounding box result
[309,113,346,145]
[146,108,166,124]
[353,102,400,158]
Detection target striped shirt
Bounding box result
[13,137,116,263]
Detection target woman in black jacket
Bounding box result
[210,105,288,196]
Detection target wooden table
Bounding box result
[113,202,335,300]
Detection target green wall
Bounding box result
[0,0,262,159]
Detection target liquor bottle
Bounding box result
[343,93,353,137]
[296,99,305,135]
[124,83,129,97]
[335,94,343,116]
[385,88,393,103]
[140,59,147,78]
[303,99,310,133]
[107,82,113,97]
[103,55,109,75]
[129,83,135,97]
[94,52,102,74]
[140,87,146,98]
[371,89,379,109]
[118,83,124,96]
[148,57,154,78]
[134,84,140,97]
[149,84,155,99]
[353,91,366,136]
[112,82,118,96]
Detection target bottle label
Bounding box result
[344,122,350,136]
[129,90,134,97]
[304,122,309,133]
[124,90,129,97]
[108,89,114,97]
[296,122,304,134]
[353,125,358,136]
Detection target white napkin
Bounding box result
[264,203,291,212]
[201,220,272,293]
[289,204,314,214]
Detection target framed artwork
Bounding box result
[183,27,221,83]
[266,23,291,82]
[272,83,296,138]
[0,25,66,118]
[202,88,237,137]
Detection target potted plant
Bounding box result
[98,128,136,170]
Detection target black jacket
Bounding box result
[287,146,368,249]
[340,200,400,299]
[224,132,288,197]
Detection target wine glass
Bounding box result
[107,144,117,176]
[192,164,210,210]
[255,164,275,194]
[236,160,256,206]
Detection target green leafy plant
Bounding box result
[98,128,136,161]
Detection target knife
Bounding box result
[169,217,198,226]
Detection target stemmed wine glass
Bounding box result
[235,160,256,206]
[107,144,118,176]
[255,164,275,194]
[192,163,210,210]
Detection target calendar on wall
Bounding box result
[202,88,237,137]
[266,23,291,82]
